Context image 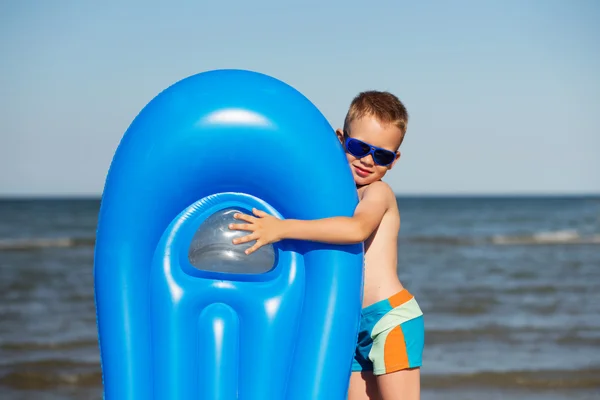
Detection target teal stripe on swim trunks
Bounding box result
[399,315,424,368]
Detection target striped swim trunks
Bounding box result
[351,289,424,375]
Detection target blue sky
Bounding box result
[1,0,598,196]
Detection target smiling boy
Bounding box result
[229,91,424,400]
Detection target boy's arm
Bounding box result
[229,181,394,254]
[279,182,392,243]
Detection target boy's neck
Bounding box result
[356,179,383,194]
[356,179,382,189]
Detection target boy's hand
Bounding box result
[229,208,284,255]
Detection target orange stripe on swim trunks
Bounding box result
[384,325,409,372]
[388,290,413,308]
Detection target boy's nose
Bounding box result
[360,154,375,166]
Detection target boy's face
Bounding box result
[336,115,402,187]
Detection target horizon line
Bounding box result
[1,192,599,200]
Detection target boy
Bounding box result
[229,91,424,400]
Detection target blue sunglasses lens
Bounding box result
[347,138,370,157]
[374,149,395,165]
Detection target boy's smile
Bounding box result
[353,164,372,178]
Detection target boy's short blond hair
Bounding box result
[343,90,409,146]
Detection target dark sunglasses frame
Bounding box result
[343,131,397,167]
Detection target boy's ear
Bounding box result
[388,151,401,169]
[335,128,344,145]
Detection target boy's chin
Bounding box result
[353,175,381,186]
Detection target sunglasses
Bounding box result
[343,131,397,166]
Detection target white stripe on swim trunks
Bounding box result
[370,298,423,338]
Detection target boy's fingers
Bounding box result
[253,208,268,217]
[229,223,253,231]
[232,233,257,245]
[245,241,263,255]
[233,213,255,223]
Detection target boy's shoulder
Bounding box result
[361,180,395,198]
[359,180,396,205]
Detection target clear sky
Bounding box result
[1,0,598,196]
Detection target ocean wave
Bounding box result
[425,326,600,346]
[0,360,101,389]
[407,230,600,246]
[0,237,95,251]
[1,229,598,251]
[491,230,600,245]
[1,339,98,352]
[423,367,600,389]
[4,361,595,391]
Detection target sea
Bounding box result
[0,196,599,400]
